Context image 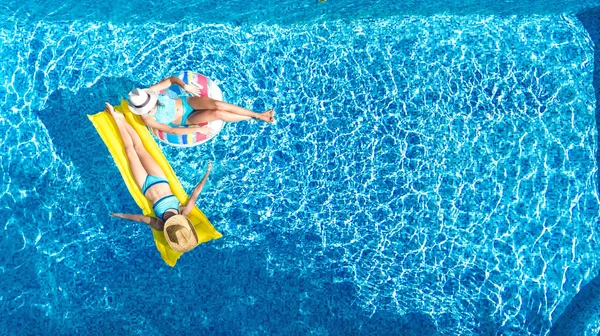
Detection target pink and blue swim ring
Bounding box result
[149,71,225,147]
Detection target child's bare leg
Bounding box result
[187,97,275,123]
[105,103,148,187]
[106,103,166,178]
[186,109,251,124]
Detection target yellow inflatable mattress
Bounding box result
[88,99,222,267]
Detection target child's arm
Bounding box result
[148,77,179,92]
[148,76,199,96]
[142,115,214,136]
[110,213,164,231]
[181,162,213,216]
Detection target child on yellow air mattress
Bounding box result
[104,102,211,254]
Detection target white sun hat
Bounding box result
[128,88,158,115]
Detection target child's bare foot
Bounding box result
[105,102,123,120]
[258,109,275,124]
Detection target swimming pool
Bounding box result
[2,1,600,335]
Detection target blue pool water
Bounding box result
[3,1,600,335]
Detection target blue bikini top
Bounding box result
[153,94,177,125]
[153,195,180,220]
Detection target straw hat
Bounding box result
[164,215,199,253]
[128,88,158,115]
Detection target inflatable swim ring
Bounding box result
[149,71,225,147]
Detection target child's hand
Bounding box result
[184,84,200,96]
[195,126,215,137]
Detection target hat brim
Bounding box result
[164,215,198,253]
[128,89,158,115]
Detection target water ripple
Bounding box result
[0,14,598,335]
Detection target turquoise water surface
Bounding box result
[2,1,600,335]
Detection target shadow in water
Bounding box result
[35,77,143,214]
[550,7,600,336]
